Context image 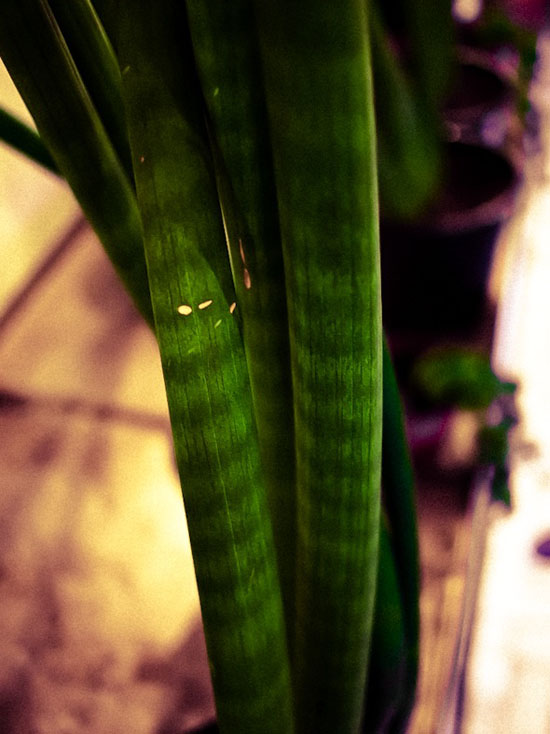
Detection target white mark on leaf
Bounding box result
[198,299,213,310]
[229,302,237,314]
[139,155,145,164]
[243,268,251,289]
[177,304,192,315]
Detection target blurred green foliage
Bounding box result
[412,346,516,410]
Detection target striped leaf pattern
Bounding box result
[254,2,383,730]
[0,2,424,732]
[117,4,294,732]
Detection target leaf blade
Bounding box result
[185,0,296,649]
[255,2,383,730]
[0,0,152,323]
[118,4,294,731]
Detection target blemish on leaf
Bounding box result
[229,302,237,314]
[122,65,131,75]
[187,345,198,355]
[198,299,213,310]
[177,305,192,315]
[214,319,222,328]
[243,268,252,289]
[213,87,219,97]
[239,239,246,264]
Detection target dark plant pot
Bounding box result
[380,142,519,341]
[444,54,517,149]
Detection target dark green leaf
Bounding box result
[255,2,382,730]
[118,3,294,731]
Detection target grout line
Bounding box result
[0,214,88,336]
[0,385,171,436]
[0,213,171,438]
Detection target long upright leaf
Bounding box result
[369,3,441,220]
[400,0,454,117]
[117,3,294,732]
[48,0,133,180]
[89,0,119,52]
[381,340,420,731]
[255,2,383,731]
[184,0,296,643]
[363,514,407,734]
[362,344,420,732]
[0,0,152,324]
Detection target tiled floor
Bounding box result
[0,227,215,733]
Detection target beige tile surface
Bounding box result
[0,397,211,734]
[0,223,168,416]
[0,61,80,312]
[0,212,211,732]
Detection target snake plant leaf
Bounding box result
[400,0,455,117]
[47,0,133,182]
[117,3,294,732]
[185,0,296,642]
[255,1,383,730]
[369,4,442,220]
[381,339,420,731]
[0,107,58,174]
[362,513,407,734]
[0,0,152,324]
[89,0,119,52]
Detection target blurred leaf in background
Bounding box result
[412,346,515,410]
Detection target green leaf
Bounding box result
[0,106,58,173]
[380,340,420,732]
[48,0,133,181]
[400,0,455,116]
[0,0,152,324]
[117,3,294,732]
[363,514,407,734]
[412,347,515,410]
[255,2,383,730]
[370,4,442,220]
[185,0,296,648]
